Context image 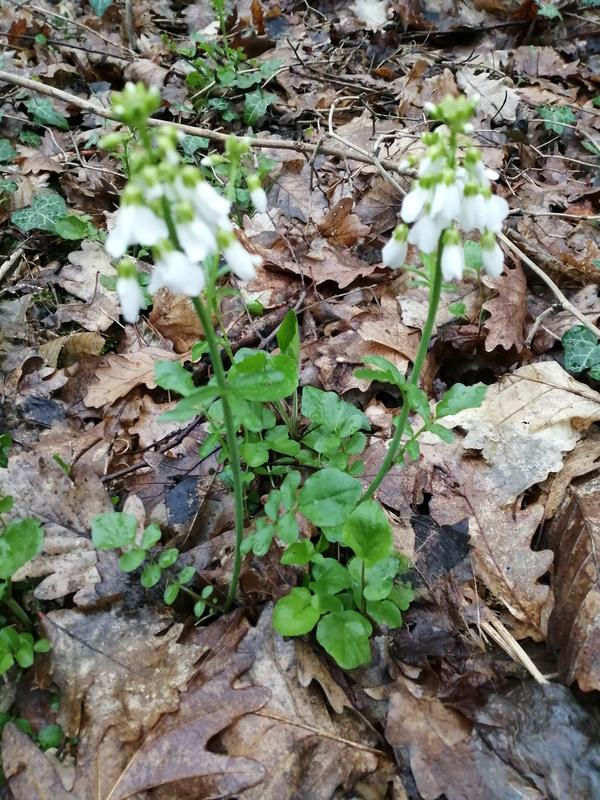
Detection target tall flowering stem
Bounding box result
[361,236,444,502]
[191,297,245,611]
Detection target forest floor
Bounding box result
[1,0,600,797]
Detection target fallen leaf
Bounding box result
[295,639,351,714]
[456,68,519,122]
[84,347,180,408]
[482,261,527,352]
[547,473,600,692]
[123,57,168,87]
[542,428,600,518]
[316,197,371,247]
[149,289,203,352]
[55,240,119,332]
[39,331,104,368]
[356,294,420,364]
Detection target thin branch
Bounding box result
[0,69,407,174]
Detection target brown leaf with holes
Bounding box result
[84,347,180,408]
[482,261,527,352]
[547,473,600,692]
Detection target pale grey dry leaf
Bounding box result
[55,240,119,332]
[441,361,600,505]
[455,68,520,122]
[1,724,71,800]
[84,347,179,408]
[547,474,600,692]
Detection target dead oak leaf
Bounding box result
[356,294,420,363]
[547,474,600,692]
[84,347,179,408]
[316,197,371,247]
[456,68,519,122]
[482,261,527,352]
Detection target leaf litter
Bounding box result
[1,0,600,797]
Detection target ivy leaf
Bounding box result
[316,611,372,669]
[537,104,575,134]
[0,139,17,163]
[243,89,278,125]
[0,518,44,579]
[24,97,69,130]
[91,512,137,550]
[89,0,113,15]
[11,192,67,233]
[181,134,209,161]
[343,501,393,564]
[273,587,321,636]
[298,468,362,527]
[562,326,600,374]
[435,382,487,418]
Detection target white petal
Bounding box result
[458,194,483,233]
[177,219,217,262]
[193,182,231,229]
[432,182,462,225]
[382,237,407,269]
[117,276,144,323]
[483,194,509,233]
[135,208,169,247]
[401,185,429,224]
[441,243,464,282]
[224,240,261,281]
[407,215,442,254]
[482,242,504,278]
[106,206,135,258]
[155,251,205,296]
[250,187,268,213]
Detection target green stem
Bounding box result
[192,296,245,611]
[3,582,32,630]
[360,237,444,503]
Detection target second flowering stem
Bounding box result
[360,235,445,503]
[191,296,245,612]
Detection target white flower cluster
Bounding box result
[102,102,266,324]
[382,95,509,282]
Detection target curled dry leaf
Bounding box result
[481,261,527,352]
[542,428,600,518]
[84,347,180,408]
[39,331,105,368]
[149,289,203,353]
[546,473,600,692]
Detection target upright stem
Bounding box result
[3,582,32,630]
[360,238,444,503]
[192,296,245,611]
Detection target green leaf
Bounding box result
[435,382,487,418]
[193,600,206,617]
[19,130,41,147]
[90,0,113,14]
[427,422,455,444]
[24,97,69,130]
[309,557,352,595]
[0,178,18,194]
[0,433,11,468]
[164,583,180,605]
[343,500,393,564]
[301,386,369,437]
[141,523,162,550]
[158,548,179,568]
[536,1,562,19]
[448,301,467,319]
[0,139,17,162]
[562,326,600,373]
[118,547,146,572]
[280,540,316,565]
[11,192,67,233]
[298,468,362,526]
[273,587,321,636]
[141,562,161,588]
[275,511,299,544]
[389,582,415,610]
[53,214,92,241]
[350,556,402,601]
[178,566,196,584]
[0,652,14,674]
[191,340,208,361]
[228,351,298,402]
[276,310,300,364]
[0,518,44,579]
[316,611,372,669]
[243,89,278,125]
[537,103,575,134]
[33,638,51,653]
[154,361,196,397]
[354,355,405,389]
[240,441,270,467]
[37,724,64,750]
[160,385,220,422]
[366,599,402,628]
[15,645,34,669]
[0,496,14,514]
[464,240,482,271]
[181,134,209,161]
[91,512,137,551]
[404,384,430,421]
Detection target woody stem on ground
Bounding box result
[360,237,444,503]
[191,296,245,612]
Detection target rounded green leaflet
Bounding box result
[118,547,146,572]
[141,562,161,588]
[91,512,137,551]
[37,724,64,751]
[343,500,393,565]
[0,518,44,579]
[298,468,362,527]
[316,610,372,670]
[273,587,321,636]
[366,599,402,629]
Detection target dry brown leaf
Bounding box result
[442,361,600,505]
[221,607,387,799]
[510,46,579,80]
[547,474,600,692]
[532,285,600,354]
[17,147,65,175]
[127,395,188,449]
[456,68,519,121]
[316,197,371,247]
[356,294,420,363]
[84,347,179,408]
[397,279,481,330]
[123,57,168,87]
[39,331,104,368]
[0,455,112,602]
[542,428,600,518]
[482,261,527,352]
[148,289,203,352]
[55,240,119,332]
[295,640,351,714]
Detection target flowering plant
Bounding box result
[97,87,504,670]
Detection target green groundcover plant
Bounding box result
[90,85,509,669]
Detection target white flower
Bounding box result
[481,194,509,233]
[401,184,430,224]
[441,242,464,281]
[193,181,232,229]
[408,214,443,254]
[458,193,485,232]
[177,218,217,262]
[223,239,261,281]
[473,161,500,183]
[430,181,463,225]
[481,240,504,278]
[250,186,268,213]
[106,205,168,258]
[117,275,145,323]
[382,229,408,269]
[149,250,205,296]
[418,156,446,178]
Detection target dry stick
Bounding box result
[0,69,406,174]
[498,231,600,340]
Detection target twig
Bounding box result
[480,617,549,685]
[0,69,407,174]
[0,242,26,287]
[499,231,600,340]
[525,302,562,347]
[123,0,137,51]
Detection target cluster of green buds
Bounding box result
[383,93,508,281]
[100,83,266,323]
